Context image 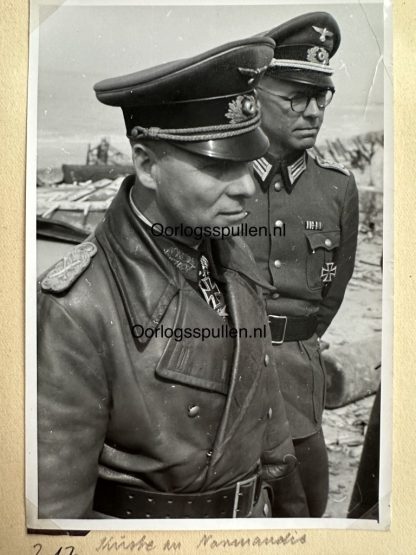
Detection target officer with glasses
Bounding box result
[244,12,359,516]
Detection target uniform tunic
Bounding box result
[37,176,308,518]
[245,151,359,438]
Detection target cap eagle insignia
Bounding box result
[312,26,334,42]
[238,65,268,85]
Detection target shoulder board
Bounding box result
[310,152,350,176]
[41,241,97,294]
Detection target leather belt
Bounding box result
[268,314,317,344]
[93,474,262,519]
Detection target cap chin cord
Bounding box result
[128,113,261,142]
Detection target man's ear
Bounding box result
[131,143,159,190]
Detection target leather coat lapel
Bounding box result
[95,177,180,346]
[210,269,267,458]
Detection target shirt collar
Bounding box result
[128,187,154,227]
[129,185,203,281]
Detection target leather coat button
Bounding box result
[264,354,270,366]
[187,405,200,417]
[274,260,282,268]
[267,407,273,419]
[271,292,280,299]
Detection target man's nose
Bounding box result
[303,97,321,118]
[226,165,256,198]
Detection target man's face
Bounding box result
[151,144,256,231]
[258,76,329,155]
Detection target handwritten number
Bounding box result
[54,547,76,555]
[32,544,77,555]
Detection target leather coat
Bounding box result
[37,177,308,519]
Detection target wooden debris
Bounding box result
[36,176,124,235]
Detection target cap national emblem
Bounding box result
[238,65,268,85]
[312,26,334,43]
[225,95,257,124]
[306,46,330,65]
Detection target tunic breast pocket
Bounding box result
[305,230,341,291]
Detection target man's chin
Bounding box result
[292,137,318,151]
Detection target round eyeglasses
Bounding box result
[259,87,335,113]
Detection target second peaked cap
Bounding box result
[94,36,275,161]
[265,11,341,88]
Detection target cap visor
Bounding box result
[274,69,334,89]
[170,127,270,162]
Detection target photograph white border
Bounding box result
[25,0,393,532]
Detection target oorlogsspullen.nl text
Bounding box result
[131,324,268,342]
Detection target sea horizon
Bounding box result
[36,68,384,170]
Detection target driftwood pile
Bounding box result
[37,177,124,234]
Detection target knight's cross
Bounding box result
[199,276,223,310]
[321,262,337,283]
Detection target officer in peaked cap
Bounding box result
[265,10,340,88]
[37,37,309,519]
[244,12,359,516]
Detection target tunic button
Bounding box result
[324,238,332,247]
[263,503,270,517]
[274,259,282,268]
[264,354,270,366]
[187,404,200,417]
[274,220,284,228]
[271,292,280,299]
[267,407,273,419]
[274,182,282,192]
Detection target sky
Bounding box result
[33,1,385,168]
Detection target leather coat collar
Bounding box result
[95,176,273,345]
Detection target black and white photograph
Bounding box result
[26,0,392,531]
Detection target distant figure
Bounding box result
[96,137,110,164]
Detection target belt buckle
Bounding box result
[269,315,288,345]
[232,475,257,518]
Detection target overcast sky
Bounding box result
[33,1,385,167]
